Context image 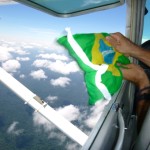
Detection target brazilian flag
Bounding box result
[57,28,130,105]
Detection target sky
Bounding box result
[143,0,150,42]
[0,1,126,47]
[0,1,150,149]
[0,1,127,149]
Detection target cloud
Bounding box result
[16,57,30,61]
[48,132,67,144]
[33,112,55,132]
[7,121,24,136]
[0,51,12,62]
[50,77,71,87]
[32,104,84,148]
[30,69,47,80]
[65,142,81,150]
[56,105,80,122]
[19,74,25,79]
[0,46,12,62]
[49,60,80,75]
[46,95,58,103]
[82,0,109,7]
[49,41,67,52]
[37,53,69,61]
[33,105,80,126]
[33,111,67,144]
[0,0,17,5]
[0,41,30,57]
[2,59,21,73]
[0,44,15,52]
[32,59,50,68]
[84,100,109,128]
[33,104,80,134]
[13,48,30,55]
[32,59,80,75]
[32,102,109,147]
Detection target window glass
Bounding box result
[0,2,126,149]
[142,0,150,43]
[25,0,120,14]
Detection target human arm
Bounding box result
[119,63,150,131]
[106,32,150,67]
[119,63,150,89]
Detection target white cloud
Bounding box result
[30,69,47,80]
[37,53,69,61]
[56,105,80,122]
[0,0,17,5]
[32,59,50,68]
[49,41,66,52]
[33,105,80,125]
[33,58,80,75]
[33,112,67,144]
[22,45,34,49]
[50,77,71,87]
[84,100,109,128]
[0,46,12,62]
[2,59,21,73]
[48,60,80,75]
[19,74,25,79]
[33,105,80,126]
[46,95,58,103]
[32,59,80,75]
[14,48,29,55]
[16,57,30,61]
[32,101,109,146]
[0,41,30,58]
[33,112,55,132]
[82,0,109,6]
[48,131,67,144]
[33,104,80,140]
[0,42,15,61]
[65,142,80,150]
[0,45,15,52]
[7,121,24,136]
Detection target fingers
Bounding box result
[116,63,149,89]
[117,63,132,68]
[106,32,122,49]
[110,32,123,39]
[118,64,133,81]
[119,67,128,79]
[106,35,118,47]
[117,63,141,70]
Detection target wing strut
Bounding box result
[0,67,88,146]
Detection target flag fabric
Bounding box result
[57,28,130,105]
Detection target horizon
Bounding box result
[0,1,127,47]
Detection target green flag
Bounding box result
[57,28,130,105]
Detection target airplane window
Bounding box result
[15,0,124,17]
[30,0,120,14]
[142,0,150,43]
[0,2,126,150]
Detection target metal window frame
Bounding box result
[14,0,125,17]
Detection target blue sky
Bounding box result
[0,2,126,46]
[143,0,150,42]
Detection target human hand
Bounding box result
[118,63,150,89]
[106,32,138,56]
